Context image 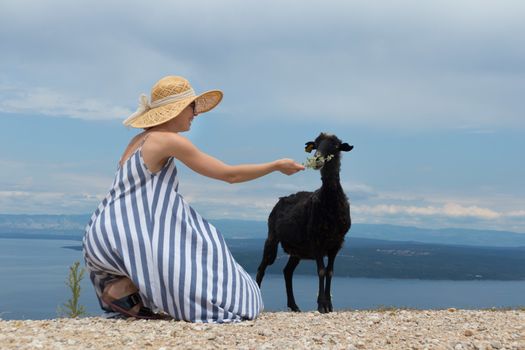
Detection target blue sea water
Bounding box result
[0,238,524,320]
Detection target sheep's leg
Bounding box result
[324,253,337,312]
[283,256,301,312]
[315,256,330,313]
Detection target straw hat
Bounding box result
[123,76,223,128]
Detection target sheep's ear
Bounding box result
[340,143,354,152]
[305,142,315,153]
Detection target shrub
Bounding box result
[58,261,87,318]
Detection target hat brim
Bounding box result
[125,90,223,129]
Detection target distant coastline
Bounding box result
[2,238,525,320]
[2,234,524,281]
[1,213,525,247]
[1,214,525,281]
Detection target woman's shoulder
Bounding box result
[147,131,192,147]
[144,131,196,159]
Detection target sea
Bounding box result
[1,238,524,320]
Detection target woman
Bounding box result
[82,76,304,322]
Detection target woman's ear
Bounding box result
[305,141,315,153]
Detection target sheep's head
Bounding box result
[304,133,353,170]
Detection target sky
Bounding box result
[1,0,524,233]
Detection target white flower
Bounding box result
[302,154,334,169]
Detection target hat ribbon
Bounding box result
[123,88,196,126]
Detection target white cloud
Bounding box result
[355,203,501,220]
[442,203,501,219]
[0,190,98,214]
[0,0,524,130]
[0,159,114,214]
[160,174,525,231]
[508,210,525,218]
[179,179,289,220]
[0,0,523,231]
[2,163,524,231]
[0,85,131,120]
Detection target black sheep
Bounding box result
[256,133,353,313]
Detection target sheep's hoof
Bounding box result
[317,301,333,314]
[288,304,301,312]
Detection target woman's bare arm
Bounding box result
[160,133,304,184]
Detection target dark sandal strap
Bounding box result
[136,307,173,320]
[111,292,142,310]
[136,307,157,317]
[103,292,172,320]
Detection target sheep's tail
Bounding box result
[263,236,279,265]
[256,230,279,287]
[265,212,281,266]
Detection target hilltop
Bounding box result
[0,310,523,349]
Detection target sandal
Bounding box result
[101,292,172,320]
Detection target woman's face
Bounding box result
[169,101,199,132]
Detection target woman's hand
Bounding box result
[274,159,305,175]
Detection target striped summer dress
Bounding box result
[82,135,264,323]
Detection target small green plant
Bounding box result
[58,261,87,318]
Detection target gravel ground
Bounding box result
[0,309,524,349]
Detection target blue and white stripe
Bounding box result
[82,138,263,322]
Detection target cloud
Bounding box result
[1,0,524,129]
[0,85,131,120]
[1,0,523,233]
[341,182,378,202]
[0,190,98,214]
[0,159,114,215]
[355,203,502,220]
[2,161,524,231]
[179,179,297,220]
